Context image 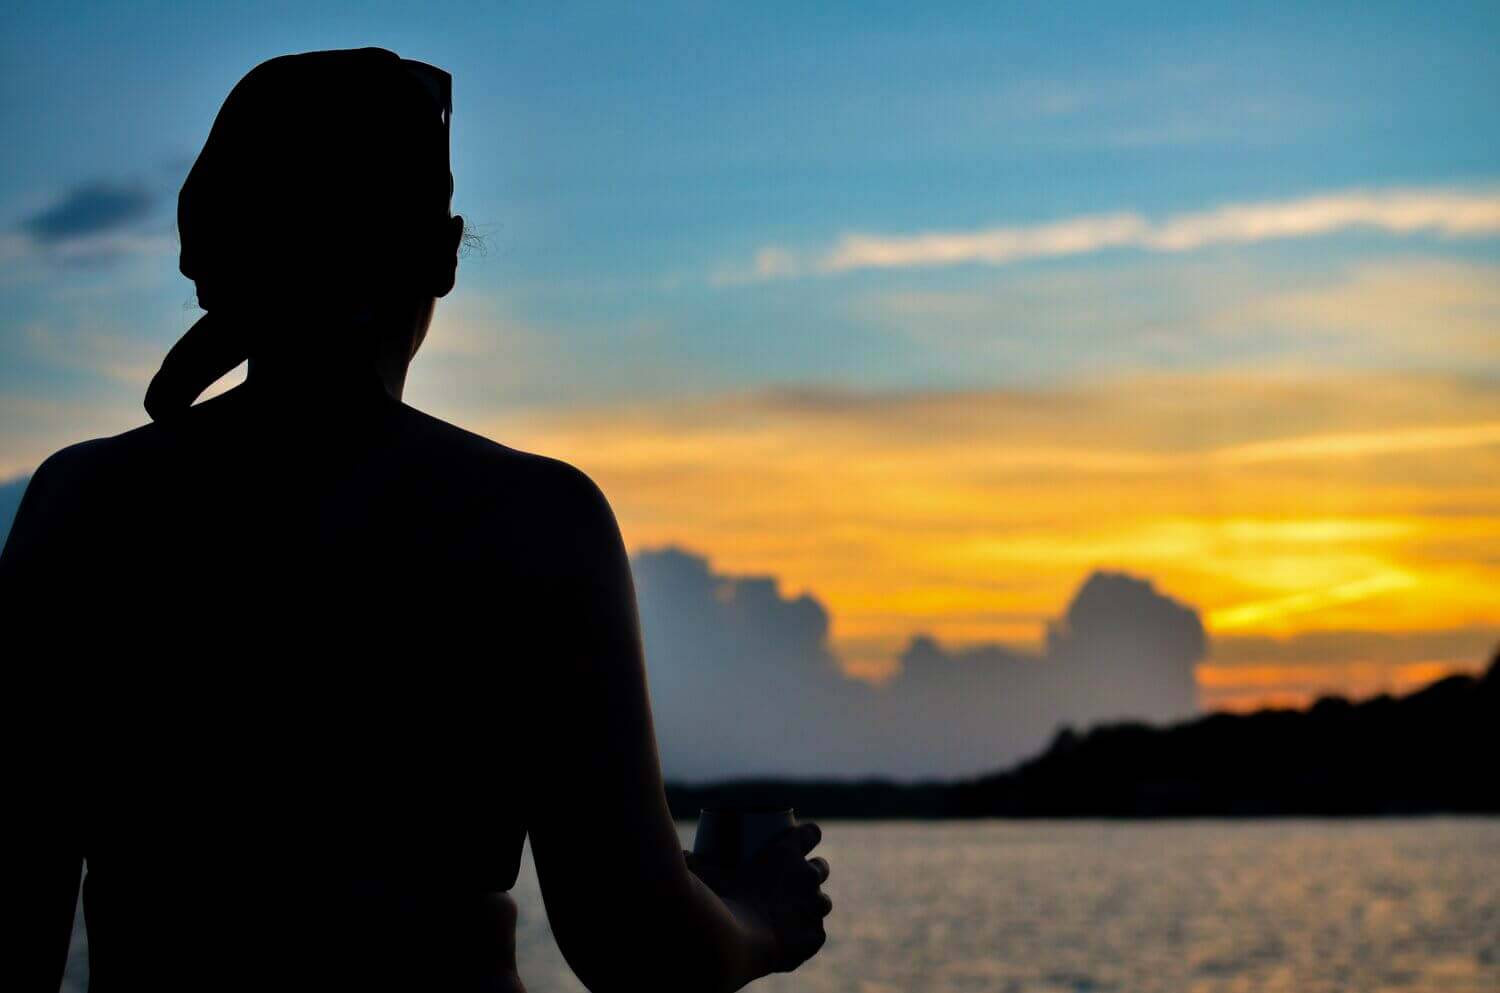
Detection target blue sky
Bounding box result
[3,1,1498,705]
[5,3,1496,422]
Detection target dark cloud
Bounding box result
[21,182,154,244]
[634,548,1207,780]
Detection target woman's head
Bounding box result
[145,48,463,417]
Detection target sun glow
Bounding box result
[482,369,1500,707]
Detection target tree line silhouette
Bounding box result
[667,646,1499,818]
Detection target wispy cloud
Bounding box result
[1213,421,1500,465]
[1241,259,1500,356]
[719,187,1500,281]
[709,247,802,287]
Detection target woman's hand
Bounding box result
[686,822,833,974]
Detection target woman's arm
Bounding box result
[519,462,820,993]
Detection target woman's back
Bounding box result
[6,373,596,990]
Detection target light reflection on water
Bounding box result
[63,819,1499,992]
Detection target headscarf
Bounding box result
[144,48,452,420]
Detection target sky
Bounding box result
[3,1,1498,752]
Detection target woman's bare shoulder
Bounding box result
[396,404,623,552]
[4,428,156,562]
[23,429,143,495]
[398,404,599,489]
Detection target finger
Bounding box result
[791,821,822,856]
[755,822,823,876]
[807,856,830,884]
[792,921,827,965]
[816,890,833,918]
[779,925,823,972]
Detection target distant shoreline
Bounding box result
[669,807,1500,822]
[668,651,1498,820]
[667,810,1500,823]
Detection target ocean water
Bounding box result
[62,819,1499,992]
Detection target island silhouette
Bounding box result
[667,645,1499,819]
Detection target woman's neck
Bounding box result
[245,354,405,411]
[245,326,413,402]
[242,306,418,404]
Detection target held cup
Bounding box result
[692,806,798,868]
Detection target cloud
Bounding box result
[889,572,1204,773]
[1240,259,1500,357]
[722,187,1500,279]
[857,258,1500,377]
[633,549,1491,777]
[7,180,171,267]
[21,183,154,244]
[635,547,1205,779]
[633,547,862,779]
[710,247,801,287]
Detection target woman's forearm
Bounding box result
[543,855,774,993]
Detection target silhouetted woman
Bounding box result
[4,48,830,993]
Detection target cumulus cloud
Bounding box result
[888,571,1204,776]
[633,547,864,780]
[1049,572,1205,708]
[722,187,1500,279]
[634,548,1206,780]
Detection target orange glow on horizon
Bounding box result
[476,369,1500,710]
[1199,660,1484,713]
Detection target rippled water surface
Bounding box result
[63,819,1499,992]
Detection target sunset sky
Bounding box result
[3,2,1497,713]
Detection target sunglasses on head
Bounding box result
[400,58,451,131]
